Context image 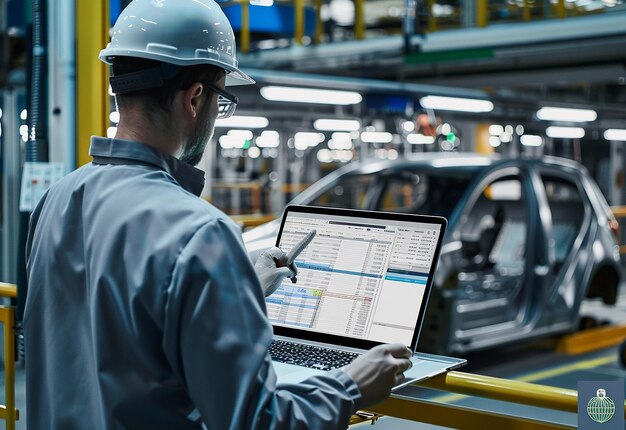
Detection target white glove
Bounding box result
[254,247,297,297]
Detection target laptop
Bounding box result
[267,205,466,390]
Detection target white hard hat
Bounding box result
[99,0,254,86]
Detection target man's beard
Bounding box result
[179,113,214,166]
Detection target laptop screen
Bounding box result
[268,206,446,350]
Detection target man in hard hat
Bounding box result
[24,0,412,428]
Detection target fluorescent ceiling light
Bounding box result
[329,132,353,150]
[256,130,280,148]
[499,132,512,143]
[219,135,246,149]
[604,129,626,141]
[546,126,585,139]
[295,132,324,147]
[488,136,501,147]
[361,131,393,143]
[407,133,434,144]
[215,115,269,128]
[248,147,261,159]
[314,119,361,131]
[536,107,597,122]
[250,0,273,6]
[227,129,253,140]
[520,134,543,147]
[261,86,362,105]
[402,121,415,132]
[261,130,280,140]
[488,125,503,136]
[420,96,494,113]
[431,157,492,168]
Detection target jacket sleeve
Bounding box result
[161,218,362,430]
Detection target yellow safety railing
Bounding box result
[351,370,626,428]
[0,283,19,430]
[211,182,264,215]
[208,182,309,219]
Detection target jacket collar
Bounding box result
[89,137,205,197]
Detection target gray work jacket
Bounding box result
[24,137,361,430]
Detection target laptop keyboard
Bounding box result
[269,339,361,371]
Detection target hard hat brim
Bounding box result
[99,49,255,86]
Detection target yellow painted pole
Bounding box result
[314,0,323,43]
[477,0,488,28]
[367,370,626,426]
[354,0,365,40]
[241,0,250,53]
[418,371,579,412]
[0,307,17,429]
[475,124,493,154]
[0,283,17,299]
[371,395,575,429]
[76,0,110,167]
[557,0,566,18]
[610,205,626,217]
[427,0,437,32]
[523,0,532,21]
[295,0,304,44]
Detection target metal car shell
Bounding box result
[242,154,622,354]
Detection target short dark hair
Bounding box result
[111,57,222,116]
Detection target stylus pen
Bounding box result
[286,230,317,283]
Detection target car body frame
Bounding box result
[243,153,622,354]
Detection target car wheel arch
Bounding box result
[586,263,621,305]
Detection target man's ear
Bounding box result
[183,82,205,119]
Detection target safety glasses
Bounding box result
[202,81,239,119]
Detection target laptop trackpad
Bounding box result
[274,362,325,385]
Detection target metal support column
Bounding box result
[295,0,304,44]
[240,0,250,53]
[462,0,477,28]
[474,124,493,154]
[1,87,24,284]
[76,0,109,167]
[48,0,75,168]
[403,0,416,53]
[271,131,287,214]
[354,0,365,40]
[610,140,623,206]
[557,0,566,18]
[427,0,437,32]
[476,0,488,28]
[523,0,532,21]
[314,0,322,44]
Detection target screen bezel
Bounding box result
[271,204,447,352]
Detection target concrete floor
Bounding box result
[4,288,625,430]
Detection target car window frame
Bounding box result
[452,164,539,330]
[533,165,592,268]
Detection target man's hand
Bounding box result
[254,247,295,297]
[255,231,316,297]
[343,344,413,407]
